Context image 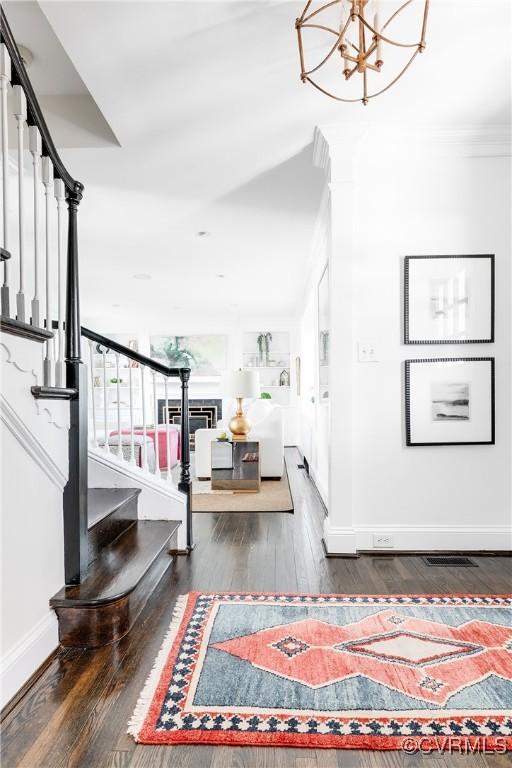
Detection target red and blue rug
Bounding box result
[128,592,512,751]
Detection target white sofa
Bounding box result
[194,399,284,479]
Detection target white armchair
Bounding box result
[194,400,284,480]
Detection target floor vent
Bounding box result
[423,556,477,567]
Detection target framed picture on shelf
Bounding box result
[405,357,495,446]
[404,255,494,344]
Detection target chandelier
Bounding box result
[295,0,429,105]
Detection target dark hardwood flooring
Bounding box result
[1,448,511,768]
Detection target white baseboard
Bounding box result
[322,521,512,554]
[323,521,357,554]
[0,612,59,710]
[355,525,512,552]
[309,466,328,509]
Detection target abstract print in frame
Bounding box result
[404,255,494,344]
[405,358,495,446]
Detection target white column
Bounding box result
[128,363,135,464]
[141,366,147,470]
[115,352,123,458]
[165,376,171,481]
[13,85,27,322]
[102,350,109,452]
[28,126,42,327]
[315,127,357,555]
[54,179,66,387]
[88,339,98,448]
[42,156,53,385]
[152,371,161,478]
[0,44,11,316]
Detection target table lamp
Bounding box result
[222,369,260,440]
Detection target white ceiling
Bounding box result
[7,0,510,331]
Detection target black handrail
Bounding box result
[0,7,83,197]
[81,326,185,378]
[82,326,193,552]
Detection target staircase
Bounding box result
[0,7,191,661]
[51,489,180,647]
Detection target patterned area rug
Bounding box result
[128,592,512,751]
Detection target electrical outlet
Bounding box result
[358,342,378,362]
[373,534,394,548]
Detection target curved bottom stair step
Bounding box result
[50,519,181,648]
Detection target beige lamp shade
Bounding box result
[221,369,260,399]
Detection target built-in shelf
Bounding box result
[241,331,292,405]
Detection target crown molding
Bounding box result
[314,122,511,169]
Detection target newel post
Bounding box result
[63,182,88,584]
[178,368,193,551]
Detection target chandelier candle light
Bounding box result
[295,0,429,104]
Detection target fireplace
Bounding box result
[157,399,222,450]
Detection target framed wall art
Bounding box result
[404,255,494,344]
[405,357,495,446]
[150,335,227,375]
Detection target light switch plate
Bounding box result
[358,342,379,362]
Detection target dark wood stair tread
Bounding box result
[88,488,140,529]
[0,316,53,342]
[31,385,78,400]
[51,520,180,608]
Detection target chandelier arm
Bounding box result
[364,40,377,59]
[301,23,347,37]
[358,15,422,48]
[298,0,314,25]
[345,64,358,80]
[305,75,364,102]
[420,0,430,46]
[304,46,420,102]
[301,24,360,54]
[301,16,352,77]
[381,0,415,33]
[297,26,306,77]
[302,0,343,25]
[365,47,420,99]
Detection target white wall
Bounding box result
[0,334,69,708]
[310,128,512,552]
[352,146,510,550]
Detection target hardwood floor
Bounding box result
[1,448,510,768]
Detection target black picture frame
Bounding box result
[404,255,495,344]
[405,357,495,446]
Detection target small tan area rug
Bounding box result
[192,471,293,513]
